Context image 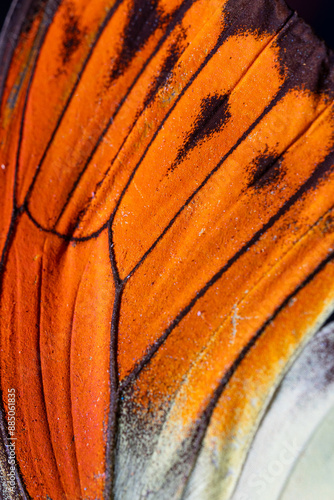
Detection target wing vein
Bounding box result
[120,147,334,390]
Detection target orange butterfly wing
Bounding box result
[1,0,334,498]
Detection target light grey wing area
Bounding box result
[231,321,334,500]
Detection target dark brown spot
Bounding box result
[142,31,186,111]
[60,4,85,67]
[248,152,284,189]
[21,0,48,34]
[106,0,170,86]
[170,93,231,172]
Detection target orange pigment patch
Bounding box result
[116,89,334,382]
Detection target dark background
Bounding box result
[0,0,13,31]
[288,0,334,48]
[0,0,333,47]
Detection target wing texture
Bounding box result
[231,322,334,500]
[1,0,334,498]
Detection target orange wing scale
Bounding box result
[1,0,334,498]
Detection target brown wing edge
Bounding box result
[0,0,37,105]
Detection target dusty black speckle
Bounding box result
[221,0,291,41]
[107,0,170,86]
[21,0,48,34]
[60,5,85,67]
[170,93,231,172]
[142,32,186,111]
[248,152,284,189]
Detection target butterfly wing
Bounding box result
[1,0,334,499]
